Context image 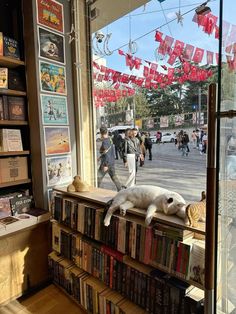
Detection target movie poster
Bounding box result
[46,155,72,187]
[36,0,64,33]
[38,27,65,64]
[41,94,68,125]
[44,126,71,155]
[40,61,67,95]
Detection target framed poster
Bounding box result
[40,61,67,95]
[44,126,71,155]
[38,27,65,64]
[46,155,72,187]
[41,94,68,125]
[36,0,64,34]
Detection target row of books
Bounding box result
[0,96,26,121]
[48,251,147,314]
[49,250,204,314]
[0,129,23,152]
[0,68,25,91]
[53,195,205,285]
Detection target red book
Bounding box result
[101,245,124,262]
[176,242,183,274]
[109,256,113,288]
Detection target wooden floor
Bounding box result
[0,285,86,314]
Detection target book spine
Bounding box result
[2,96,8,120]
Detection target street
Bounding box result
[98,142,207,203]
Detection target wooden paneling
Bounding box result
[0,222,51,305]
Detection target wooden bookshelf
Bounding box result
[0,150,30,156]
[0,89,26,96]
[54,186,206,235]
[0,120,28,126]
[0,56,25,68]
[0,178,31,188]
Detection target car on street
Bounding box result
[161,132,176,143]
[150,135,157,143]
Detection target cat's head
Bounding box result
[155,192,186,215]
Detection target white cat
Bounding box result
[103,185,187,227]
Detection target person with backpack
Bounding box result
[97,126,122,191]
[144,132,153,160]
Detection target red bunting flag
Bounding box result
[113,83,120,89]
[143,66,150,77]
[118,49,125,56]
[168,68,175,78]
[155,30,163,42]
[134,57,142,70]
[112,71,121,82]
[129,75,137,83]
[173,40,185,56]
[93,61,100,70]
[120,74,130,84]
[206,51,214,64]
[158,35,174,55]
[192,47,204,63]
[145,78,152,89]
[183,44,195,60]
[167,53,177,66]
[100,65,107,73]
[203,14,218,35]
[97,74,104,82]
[150,63,158,74]
[125,54,135,70]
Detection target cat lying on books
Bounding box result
[103,185,187,227]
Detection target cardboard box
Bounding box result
[0,157,28,183]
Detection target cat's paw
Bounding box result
[104,217,111,227]
[120,208,126,216]
[145,216,153,226]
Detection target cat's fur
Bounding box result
[103,185,187,226]
[186,191,206,228]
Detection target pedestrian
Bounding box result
[196,129,200,149]
[177,130,184,150]
[156,131,162,144]
[123,128,143,188]
[191,130,197,148]
[112,130,122,160]
[200,132,207,155]
[97,126,122,191]
[181,131,190,156]
[144,132,153,160]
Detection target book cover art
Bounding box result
[8,69,25,91]
[10,195,33,215]
[3,36,20,60]
[188,240,205,286]
[0,129,23,151]
[8,97,26,121]
[0,68,8,89]
[0,216,19,225]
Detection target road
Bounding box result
[98,142,207,203]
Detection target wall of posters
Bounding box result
[44,126,71,155]
[38,27,65,64]
[40,61,67,95]
[41,94,68,125]
[36,0,64,33]
[160,116,169,128]
[46,155,72,187]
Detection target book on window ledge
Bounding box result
[0,128,23,151]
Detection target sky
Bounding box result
[92,0,234,75]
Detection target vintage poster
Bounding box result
[36,0,64,33]
[38,27,65,64]
[175,114,184,126]
[46,155,72,187]
[41,94,68,125]
[40,61,67,95]
[44,126,71,155]
[160,116,169,128]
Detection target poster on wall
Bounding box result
[41,94,68,125]
[160,116,169,128]
[36,0,64,34]
[44,126,71,155]
[46,155,72,187]
[40,61,67,95]
[175,114,184,126]
[38,27,65,64]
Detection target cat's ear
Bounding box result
[167,197,173,204]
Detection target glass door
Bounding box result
[216,0,236,313]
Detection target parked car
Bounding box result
[150,135,157,143]
[161,132,176,143]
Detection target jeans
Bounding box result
[97,165,122,191]
[181,144,188,156]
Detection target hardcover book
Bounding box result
[0,97,3,120]
[0,128,23,151]
[3,36,20,60]
[8,97,26,120]
[0,68,8,89]
[8,69,25,91]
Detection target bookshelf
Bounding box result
[0,56,25,68]
[0,120,28,125]
[0,89,27,96]
[51,187,206,313]
[0,178,31,188]
[0,150,30,156]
